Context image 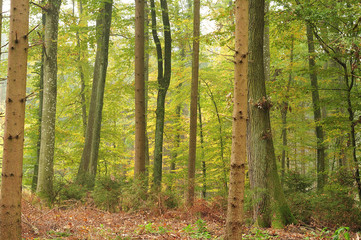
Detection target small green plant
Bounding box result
[333,227,350,240]
[243,228,274,239]
[136,222,170,235]
[47,230,72,238]
[183,219,211,239]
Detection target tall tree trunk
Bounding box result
[248,0,295,228]
[32,1,46,192]
[281,37,294,183]
[77,0,113,188]
[37,0,62,198]
[203,80,228,195]
[144,0,150,186]
[134,0,146,178]
[0,0,29,238]
[198,97,206,199]
[150,0,172,188]
[77,0,88,135]
[186,0,200,207]
[225,0,248,238]
[306,23,326,191]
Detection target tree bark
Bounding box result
[77,0,113,188]
[306,23,326,191]
[0,0,29,238]
[134,0,146,178]
[37,0,62,198]
[225,0,248,238]
[186,0,200,207]
[248,0,295,228]
[150,0,172,188]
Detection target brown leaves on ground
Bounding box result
[21,195,358,239]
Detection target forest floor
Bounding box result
[22,193,359,240]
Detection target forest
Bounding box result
[0,0,360,239]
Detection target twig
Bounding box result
[30,2,49,12]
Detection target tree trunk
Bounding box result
[150,0,172,189]
[0,0,29,238]
[134,0,146,178]
[37,0,62,198]
[198,97,206,199]
[144,0,150,187]
[203,80,228,195]
[248,0,295,228]
[186,0,200,207]
[281,37,294,183]
[77,0,89,135]
[77,0,113,187]
[306,23,326,191]
[32,0,46,192]
[225,0,248,238]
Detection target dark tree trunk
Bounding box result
[77,0,113,188]
[150,0,172,189]
[248,0,295,228]
[306,23,326,191]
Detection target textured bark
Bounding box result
[0,0,29,238]
[77,0,113,187]
[37,0,62,198]
[186,0,200,207]
[306,23,326,191]
[225,0,248,239]
[134,0,146,177]
[150,0,172,188]
[248,0,295,228]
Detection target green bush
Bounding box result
[286,182,361,230]
[93,175,123,212]
[53,178,87,203]
[283,171,314,193]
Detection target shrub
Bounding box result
[93,175,123,212]
[283,171,314,193]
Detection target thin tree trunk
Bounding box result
[77,0,113,187]
[198,97,206,199]
[134,0,146,177]
[306,23,326,191]
[225,0,248,238]
[187,0,200,207]
[144,0,150,186]
[281,37,294,183]
[0,0,29,238]
[150,0,172,189]
[37,0,62,198]
[203,80,228,195]
[77,0,88,135]
[248,0,295,228]
[32,1,46,192]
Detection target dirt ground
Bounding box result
[21,195,358,239]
